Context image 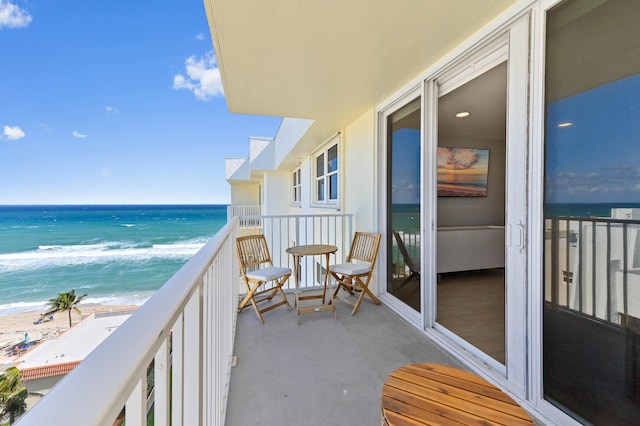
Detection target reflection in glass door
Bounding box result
[386,98,421,312]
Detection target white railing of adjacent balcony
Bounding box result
[19,219,240,426]
[18,213,353,425]
[226,205,261,226]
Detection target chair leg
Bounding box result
[238,282,259,312]
[238,282,266,323]
[351,278,381,316]
[275,276,292,310]
[238,276,293,324]
[395,271,419,292]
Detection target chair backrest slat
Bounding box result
[236,234,273,271]
[346,232,381,269]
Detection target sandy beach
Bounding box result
[0,304,140,367]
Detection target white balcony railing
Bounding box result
[17,213,352,425]
[19,219,240,426]
[226,205,261,226]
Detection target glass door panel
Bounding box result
[435,62,507,364]
[543,1,640,423]
[387,98,421,312]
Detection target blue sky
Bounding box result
[546,73,640,204]
[0,0,281,205]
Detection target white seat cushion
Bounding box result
[246,266,291,281]
[330,262,370,275]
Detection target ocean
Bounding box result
[545,202,640,218]
[0,205,228,315]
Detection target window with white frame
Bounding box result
[314,141,339,205]
[291,166,301,205]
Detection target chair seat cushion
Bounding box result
[330,262,370,275]
[247,266,291,281]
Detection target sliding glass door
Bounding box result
[543,1,640,423]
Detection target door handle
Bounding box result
[508,221,525,252]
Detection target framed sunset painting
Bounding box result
[437,147,489,197]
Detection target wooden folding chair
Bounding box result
[329,232,382,315]
[236,234,292,324]
[392,230,421,289]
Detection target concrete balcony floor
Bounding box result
[226,290,464,426]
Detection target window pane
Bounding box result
[316,154,324,178]
[544,1,640,424]
[317,179,325,201]
[328,144,338,172]
[329,174,338,200]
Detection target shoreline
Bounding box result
[0,303,140,367]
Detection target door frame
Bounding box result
[376,9,531,399]
[423,15,530,396]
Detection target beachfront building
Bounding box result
[17,310,135,398]
[17,1,640,425]
[215,0,640,425]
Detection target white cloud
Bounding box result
[0,0,32,29]
[3,125,25,140]
[72,130,88,138]
[173,50,223,100]
[195,33,205,41]
[106,106,120,115]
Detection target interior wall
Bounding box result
[437,135,506,227]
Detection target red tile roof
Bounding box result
[19,360,81,381]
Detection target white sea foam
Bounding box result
[0,294,150,316]
[0,239,207,272]
[0,301,50,316]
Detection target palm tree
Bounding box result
[0,367,27,424]
[45,289,88,328]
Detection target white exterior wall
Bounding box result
[262,170,290,215]
[342,109,376,233]
[230,182,260,206]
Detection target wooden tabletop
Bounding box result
[286,244,337,256]
[381,363,534,425]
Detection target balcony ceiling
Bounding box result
[205,0,517,152]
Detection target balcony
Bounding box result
[16,214,463,425]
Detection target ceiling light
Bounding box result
[558,122,572,127]
[455,112,470,118]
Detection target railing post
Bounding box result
[592,221,597,318]
[125,377,147,425]
[551,218,559,305]
[578,220,583,313]
[182,289,202,426]
[154,338,171,426]
[623,222,629,318]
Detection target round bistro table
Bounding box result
[285,244,338,324]
[381,363,534,425]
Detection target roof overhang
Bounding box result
[205,0,518,165]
